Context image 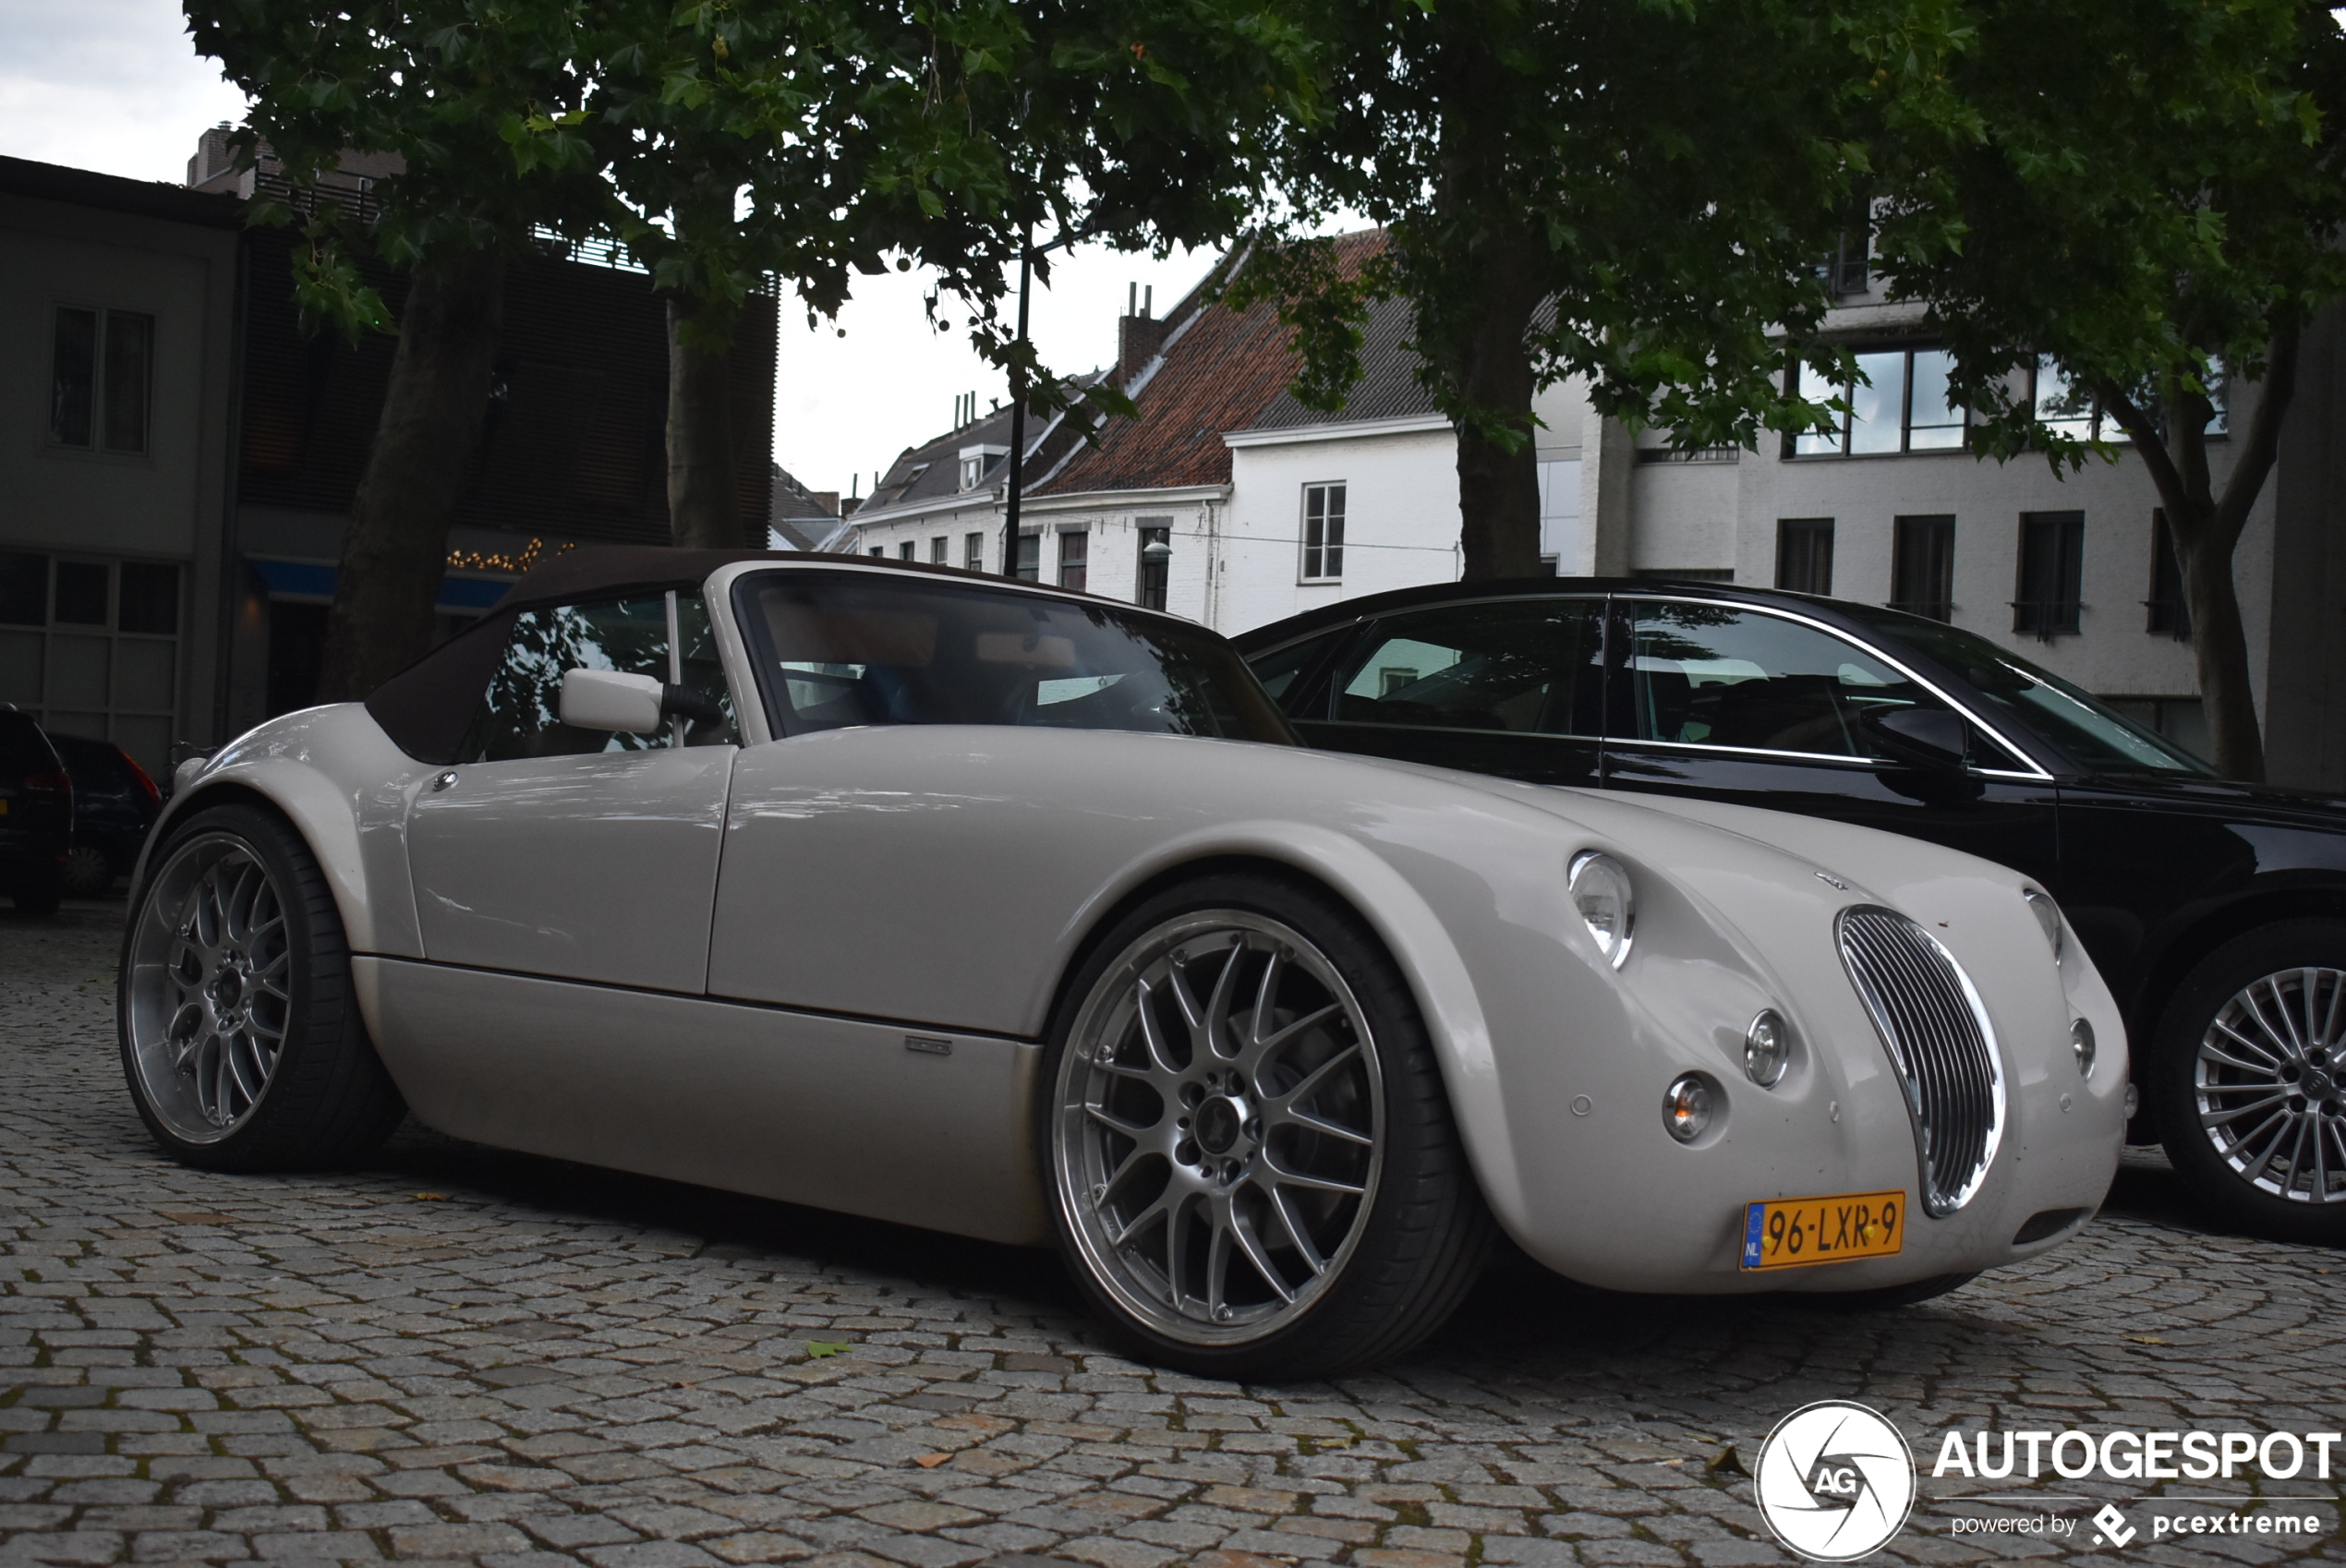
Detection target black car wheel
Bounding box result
[119,802,407,1171]
[2153,920,2346,1245]
[62,844,115,898]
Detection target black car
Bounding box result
[0,705,72,915]
[45,731,163,897]
[1236,576,2346,1245]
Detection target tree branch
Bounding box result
[2210,327,2303,549]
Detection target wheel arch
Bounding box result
[2124,886,2346,1137]
[1035,831,1525,1227]
[138,771,385,957]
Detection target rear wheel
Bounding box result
[1044,873,1491,1379]
[62,844,115,898]
[119,803,405,1171]
[2153,921,2346,1245]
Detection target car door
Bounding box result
[1601,596,2061,884]
[404,589,740,994]
[1283,596,1607,788]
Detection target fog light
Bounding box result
[1745,1009,1789,1088]
[2071,1017,2096,1078]
[1663,1073,1714,1142]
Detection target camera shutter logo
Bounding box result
[1754,1401,1917,1562]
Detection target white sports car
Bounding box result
[123,549,2126,1377]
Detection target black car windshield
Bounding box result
[734,571,1295,745]
[1846,609,2216,776]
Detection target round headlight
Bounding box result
[1568,850,1635,969]
[1745,1009,1790,1088]
[1663,1072,1714,1142]
[2071,1017,2096,1078]
[2023,887,2063,964]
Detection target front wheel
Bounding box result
[1043,873,1491,1379]
[119,802,405,1172]
[2152,920,2346,1245]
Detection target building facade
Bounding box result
[847,233,2342,784]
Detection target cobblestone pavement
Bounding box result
[6,901,2343,1568]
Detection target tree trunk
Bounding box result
[1450,218,1547,581]
[316,248,506,704]
[2098,330,2300,782]
[666,293,741,549]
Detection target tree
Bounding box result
[188,0,606,701]
[1868,0,2346,781]
[1240,0,1952,578]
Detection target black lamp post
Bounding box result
[998,224,1087,581]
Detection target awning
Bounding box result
[248,559,514,611]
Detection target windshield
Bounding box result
[1845,609,2215,776]
[733,571,1295,745]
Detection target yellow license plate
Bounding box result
[1741,1190,1905,1271]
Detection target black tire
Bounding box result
[12,869,64,915]
[118,802,406,1172]
[62,844,115,898]
[2152,919,2346,1246]
[1041,871,1493,1380]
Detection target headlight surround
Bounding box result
[1745,1009,1790,1088]
[2071,1017,2096,1078]
[2023,887,2064,964]
[1568,850,1635,969]
[1663,1072,1715,1142]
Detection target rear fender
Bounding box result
[139,706,430,960]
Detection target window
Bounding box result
[868,547,884,559]
[2014,512,2085,639]
[1013,531,1040,582]
[929,537,948,565]
[1301,484,1346,581]
[961,455,985,489]
[462,592,734,763]
[0,553,183,776]
[1792,347,1965,457]
[898,540,917,561]
[1136,521,1170,610]
[1626,601,1956,761]
[963,532,985,573]
[50,308,152,453]
[1891,515,1956,621]
[2027,356,2228,443]
[1776,519,1834,596]
[2146,511,2190,639]
[1058,529,1088,592]
[732,572,1291,742]
[1330,600,1604,735]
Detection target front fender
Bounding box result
[1046,821,1527,1232]
[141,706,430,959]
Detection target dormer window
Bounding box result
[959,444,1009,491]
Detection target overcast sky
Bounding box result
[0,0,1228,503]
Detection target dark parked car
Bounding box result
[0,705,72,915]
[45,731,163,896]
[1236,576,2346,1245]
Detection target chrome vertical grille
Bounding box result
[1835,907,2005,1215]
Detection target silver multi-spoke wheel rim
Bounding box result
[2196,967,2346,1204]
[1054,911,1385,1345]
[125,834,294,1142]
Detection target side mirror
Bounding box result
[560,669,664,733]
[1859,706,1970,772]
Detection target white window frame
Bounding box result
[1300,482,1347,583]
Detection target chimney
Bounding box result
[1116,282,1171,387]
[811,492,840,516]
